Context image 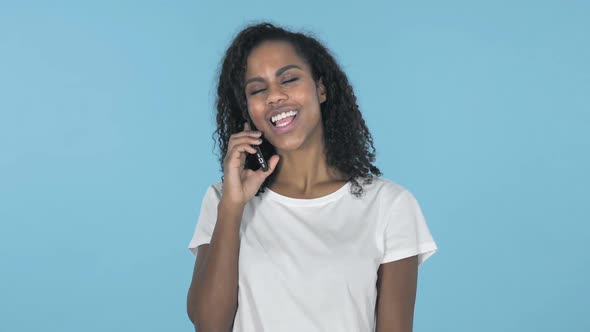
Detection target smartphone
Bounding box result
[245,117,269,172]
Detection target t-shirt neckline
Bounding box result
[264,181,351,206]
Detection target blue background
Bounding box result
[1,1,588,331]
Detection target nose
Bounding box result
[266,85,288,105]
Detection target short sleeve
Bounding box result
[188,184,222,257]
[381,190,438,265]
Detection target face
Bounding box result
[244,41,327,152]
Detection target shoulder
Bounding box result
[211,181,223,195]
[202,181,223,202]
[358,176,410,202]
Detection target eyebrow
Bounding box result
[244,64,302,86]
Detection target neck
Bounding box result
[272,136,347,196]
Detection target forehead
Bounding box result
[245,40,309,76]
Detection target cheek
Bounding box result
[300,89,322,107]
[247,98,261,112]
[246,98,266,120]
[298,84,320,101]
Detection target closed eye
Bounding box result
[250,88,266,96]
[249,77,298,95]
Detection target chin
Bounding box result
[270,136,307,152]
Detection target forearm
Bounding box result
[188,200,244,331]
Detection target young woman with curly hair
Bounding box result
[187,22,437,332]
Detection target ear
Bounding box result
[317,78,327,104]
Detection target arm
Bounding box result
[186,123,280,331]
[375,255,419,332]
[186,201,244,332]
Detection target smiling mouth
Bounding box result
[270,110,299,127]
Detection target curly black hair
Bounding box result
[213,22,381,198]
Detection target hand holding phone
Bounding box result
[245,119,269,171]
[220,121,280,206]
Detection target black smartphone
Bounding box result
[245,117,269,172]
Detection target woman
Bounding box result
[187,22,437,332]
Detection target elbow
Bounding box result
[186,285,197,322]
[187,287,234,332]
[189,316,233,332]
[188,310,234,332]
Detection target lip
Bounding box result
[267,106,298,121]
[269,111,299,135]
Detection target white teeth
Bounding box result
[276,118,293,127]
[271,110,298,124]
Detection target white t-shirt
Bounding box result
[188,177,437,332]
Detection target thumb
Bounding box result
[268,155,280,172]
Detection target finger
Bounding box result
[227,136,263,154]
[240,121,263,137]
[229,129,262,146]
[268,155,280,171]
[226,143,258,164]
[230,131,262,141]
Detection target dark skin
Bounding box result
[188,41,419,332]
[376,256,419,332]
[243,41,346,197]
